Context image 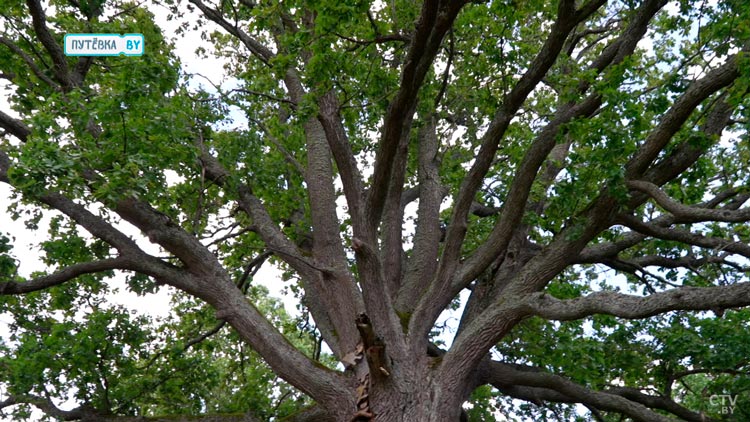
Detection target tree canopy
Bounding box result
[1,0,750,420]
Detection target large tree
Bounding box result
[1,0,750,420]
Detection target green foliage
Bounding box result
[1,0,749,420]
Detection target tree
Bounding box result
[1,0,750,420]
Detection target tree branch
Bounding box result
[625,55,741,179]
[0,257,129,294]
[415,0,622,345]
[0,36,59,88]
[619,214,750,259]
[441,37,746,383]
[576,232,647,263]
[25,0,75,89]
[301,104,363,357]
[317,92,366,230]
[0,395,85,421]
[0,110,31,142]
[397,117,443,313]
[193,142,356,405]
[524,282,750,321]
[627,180,750,223]
[366,0,465,229]
[604,386,719,422]
[435,0,610,297]
[0,393,268,422]
[453,0,665,297]
[481,362,712,422]
[189,0,275,65]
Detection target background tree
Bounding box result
[1,0,750,420]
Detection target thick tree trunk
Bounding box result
[366,387,463,422]
[328,359,469,422]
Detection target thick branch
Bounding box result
[416,0,624,345]
[397,117,443,313]
[576,232,648,263]
[25,0,75,89]
[481,362,705,422]
[605,386,719,422]
[199,145,350,357]
[0,396,84,421]
[454,0,665,294]
[625,56,740,178]
[0,110,31,142]
[525,282,750,321]
[193,145,352,408]
[303,105,363,357]
[441,31,744,388]
[113,198,229,277]
[40,194,144,254]
[435,0,611,296]
[317,92,366,230]
[366,0,465,228]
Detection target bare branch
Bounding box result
[233,88,298,107]
[334,31,410,47]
